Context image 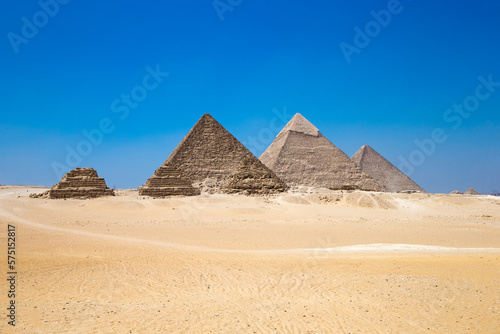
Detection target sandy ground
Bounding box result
[0,185,499,333]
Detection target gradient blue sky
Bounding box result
[1,0,499,193]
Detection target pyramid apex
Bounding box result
[361,144,375,151]
[195,113,219,125]
[352,145,369,164]
[354,145,385,160]
[356,145,367,152]
[351,144,425,193]
[277,113,319,137]
[356,145,378,156]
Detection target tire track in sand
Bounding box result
[2,206,499,255]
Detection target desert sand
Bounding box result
[1,185,499,333]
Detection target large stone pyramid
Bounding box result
[351,145,425,193]
[144,113,287,195]
[138,165,200,197]
[34,167,115,199]
[259,113,383,191]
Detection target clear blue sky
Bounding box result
[1,0,499,193]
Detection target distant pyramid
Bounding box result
[143,113,287,195]
[259,113,383,191]
[222,157,288,195]
[351,145,425,193]
[32,167,115,199]
[139,165,200,197]
[464,188,480,195]
[450,190,464,195]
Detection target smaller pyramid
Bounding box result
[221,157,289,195]
[351,145,425,193]
[450,190,464,195]
[41,168,115,199]
[464,188,480,195]
[139,165,200,197]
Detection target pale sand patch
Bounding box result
[0,186,499,333]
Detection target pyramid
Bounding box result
[138,165,200,197]
[351,145,425,193]
[145,113,287,194]
[259,114,383,191]
[33,168,115,199]
[464,188,480,195]
[221,157,288,195]
[450,190,464,195]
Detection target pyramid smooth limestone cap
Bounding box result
[361,144,377,151]
[357,145,369,153]
[277,113,319,137]
[353,145,381,160]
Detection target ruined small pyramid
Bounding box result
[259,113,383,191]
[222,157,288,195]
[144,113,287,195]
[138,165,200,197]
[464,188,480,195]
[41,167,115,199]
[450,190,464,195]
[351,145,425,193]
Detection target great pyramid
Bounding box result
[464,188,480,195]
[259,113,383,191]
[32,167,115,199]
[144,113,287,195]
[138,165,200,197]
[351,145,425,193]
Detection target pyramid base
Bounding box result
[328,185,360,191]
[221,180,288,195]
[221,157,289,196]
[48,188,115,199]
[138,187,200,197]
